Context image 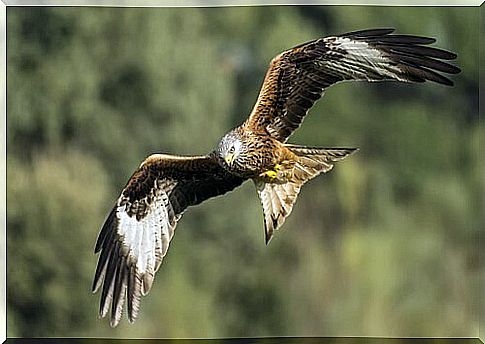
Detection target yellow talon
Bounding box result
[260,164,284,181]
[265,170,278,179]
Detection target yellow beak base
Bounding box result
[224,153,235,165]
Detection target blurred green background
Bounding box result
[6,5,481,339]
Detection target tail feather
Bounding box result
[286,145,358,161]
[256,181,301,244]
[255,146,357,244]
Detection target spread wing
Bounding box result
[245,28,461,142]
[92,153,245,327]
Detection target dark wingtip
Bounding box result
[445,51,458,60]
[348,148,359,156]
[95,208,116,253]
[91,279,98,293]
[450,64,461,74]
[442,79,454,87]
[342,28,395,37]
[265,232,272,245]
[419,36,436,44]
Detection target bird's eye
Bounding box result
[229,146,235,154]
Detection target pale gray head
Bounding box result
[217,130,247,168]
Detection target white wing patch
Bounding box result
[116,180,177,294]
[94,179,179,327]
[326,37,405,81]
[93,154,246,327]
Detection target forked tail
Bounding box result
[255,145,357,244]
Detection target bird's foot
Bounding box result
[260,164,285,183]
[263,170,278,179]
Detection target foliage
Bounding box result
[6,6,480,338]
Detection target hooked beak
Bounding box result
[224,153,235,165]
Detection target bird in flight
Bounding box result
[92,28,460,327]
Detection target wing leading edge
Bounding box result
[245,28,460,142]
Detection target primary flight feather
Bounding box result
[92,28,460,326]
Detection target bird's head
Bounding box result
[217,130,247,168]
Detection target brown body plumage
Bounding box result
[92,28,460,327]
